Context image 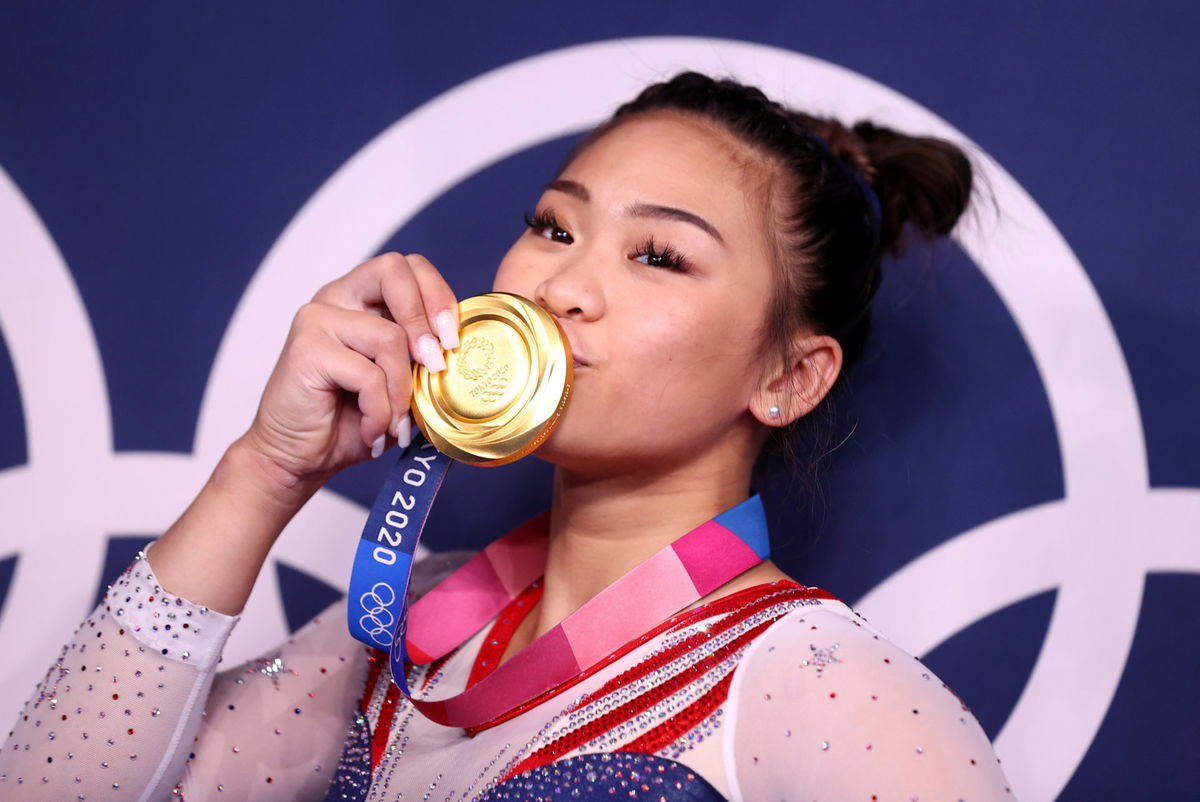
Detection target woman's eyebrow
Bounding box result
[545,179,589,201]
[545,180,725,246]
[625,202,725,246]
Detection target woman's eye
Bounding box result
[523,210,573,244]
[632,237,691,273]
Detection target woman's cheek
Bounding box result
[630,306,694,359]
[491,254,532,295]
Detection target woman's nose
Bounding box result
[534,256,604,322]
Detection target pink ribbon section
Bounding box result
[400,508,766,729]
[672,520,763,596]
[406,515,547,663]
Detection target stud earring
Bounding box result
[768,405,781,418]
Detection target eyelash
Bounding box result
[523,208,571,243]
[522,209,693,274]
[631,236,691,273]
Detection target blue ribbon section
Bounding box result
[714,494,771,559]
[346,431,450,664]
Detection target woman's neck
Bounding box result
[544,473,745,621]
[494,428,793,669]
[526,432,761,646]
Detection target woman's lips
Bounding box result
[558,323,589,368]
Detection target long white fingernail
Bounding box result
[396,413,412,449]
[371,434,385,459]
[417,334,446,373]
[435,310,460,351]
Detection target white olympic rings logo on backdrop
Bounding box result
[1,38,1198,802]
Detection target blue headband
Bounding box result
[805,131,883,246]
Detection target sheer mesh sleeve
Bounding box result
[0,541,243,800]
[726,606,1016,801]
[0,539,478,801]
[172,548,476,800]
[171,597,367,800]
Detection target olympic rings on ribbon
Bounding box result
[358,582,397,647]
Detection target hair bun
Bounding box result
[801,116,973,258]
[809,117,878,185]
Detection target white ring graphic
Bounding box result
[1,37,1197,800]
[358,582,398,646]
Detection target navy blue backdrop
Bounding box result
[1,3,1197,800]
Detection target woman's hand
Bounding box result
[240,252,460,488]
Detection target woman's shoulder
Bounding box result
[730,597,948,701]
[724,598,1015,800]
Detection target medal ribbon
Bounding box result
[347,432,771,729]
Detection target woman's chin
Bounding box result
[531,425,576,468]
[531,424,615,474]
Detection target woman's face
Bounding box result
[492,112,779,473]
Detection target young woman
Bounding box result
[1,72,1014,800]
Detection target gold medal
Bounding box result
[410,292,573,466]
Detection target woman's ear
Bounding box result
[749,332,843,426]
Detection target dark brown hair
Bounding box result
[562,71,977,498]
